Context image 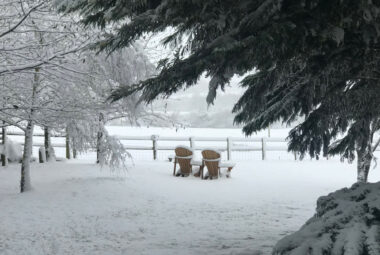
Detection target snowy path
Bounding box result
[0,159,379,254]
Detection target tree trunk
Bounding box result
[44,126,55,162]
[44,126,50,161]
[1,124,7,166]
[65,129,71,160]
[96,113,104,164]
[356,149,372,183]
[21,67,38,193]
[72,137,77,159]
[21,120,34,192]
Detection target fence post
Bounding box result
[227,137,232,160]
[152,135,158,160]
[261,137,266,160]
[189,137,194,149]
[44,126,52,161]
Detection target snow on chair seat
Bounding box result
[219,161,236,178]
[219,161,236,168]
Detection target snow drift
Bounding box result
[273,182,380,255]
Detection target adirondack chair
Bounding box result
[200,149,236,179]
[173,146,193,177]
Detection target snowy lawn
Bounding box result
[1,159,379,255]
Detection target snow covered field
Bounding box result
[1,126,380,254]
[1,156,379,254]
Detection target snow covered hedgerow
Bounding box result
[273,182,380,255]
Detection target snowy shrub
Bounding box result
[5,140,23,163]
[97,129,131,171]
[38,147,46,163]
[273,182,380,255]
[46,146,56,162]
[66,120,98,154]
[67,120,131,171]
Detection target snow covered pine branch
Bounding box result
[273,182,380,255]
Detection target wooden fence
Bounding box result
[113,135,294,160]
[0,131,67,147]
[0,131,295,160]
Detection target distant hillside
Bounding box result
[134,33,297,129]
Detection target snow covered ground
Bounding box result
[1,156,379,255]
[2,126,380,254]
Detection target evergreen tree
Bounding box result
[60,1,380,251]
[59,0,380,182]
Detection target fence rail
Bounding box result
[116,135,292,160]
[0,131,290,160]
[0,132,67,146]
[4,129,380,161]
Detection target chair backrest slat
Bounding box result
[175,146,193,175]
[202,149,221,178]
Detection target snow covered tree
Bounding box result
[0,0,93,192]
[0,0,149,191]
[0,0,89,76]
[60,46,175,165]
[286,81,380,183]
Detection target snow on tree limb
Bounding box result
[0,44,90,75]
[273,182,380,255]
[0,2,44,38]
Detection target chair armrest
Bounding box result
[219,161,236,168]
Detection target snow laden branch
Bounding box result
[66,120,131,171]
[0,44,90,76]
[273,182,380,255]
[0,0,94,77]
[0,2,44,38]
[97,127,131,171]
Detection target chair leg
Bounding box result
[173,159,177,176]
[200,165,204,179]
[226,167,233,178]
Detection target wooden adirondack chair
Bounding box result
[173,146,193,177]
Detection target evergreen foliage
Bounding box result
[273,182,380,254]
[60,0,380,180]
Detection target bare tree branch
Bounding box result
[0,2,44,38]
